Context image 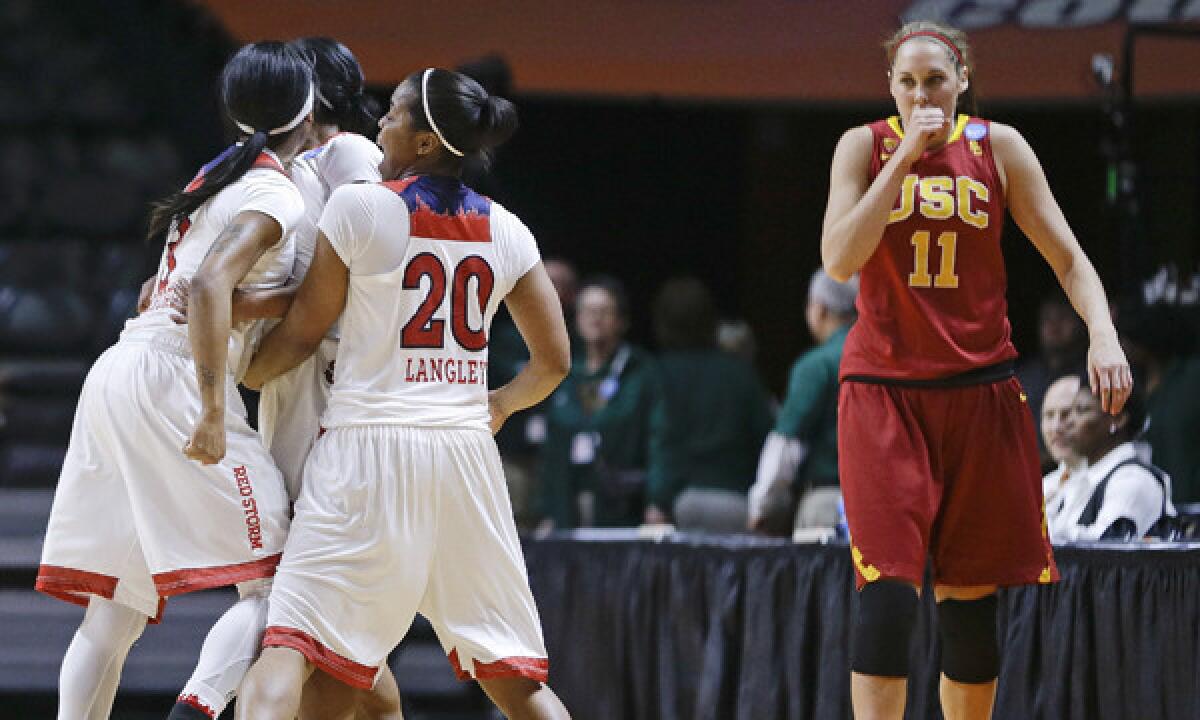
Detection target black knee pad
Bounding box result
[852,580,919,678]
[938,594,999,684]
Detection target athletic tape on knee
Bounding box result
[852,580,919,678]
[938,595,999,684]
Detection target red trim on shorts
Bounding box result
[177,693,216,718]
[35,565,168,623]
[262,626,377,689]
[152,553,282,596]
[35,564,117,605]
[448,647,549,683]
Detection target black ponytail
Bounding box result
[291,37,379,138]
[405,68,519,172]
[147,42,311,242]
[477,95,518,152]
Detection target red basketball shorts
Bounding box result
[838,377,1057,590]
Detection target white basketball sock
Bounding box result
[176,581,270,717]
[58,596,147,720]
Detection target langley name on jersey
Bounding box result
[403,356,489,386]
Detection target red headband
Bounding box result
[896,30,964,67]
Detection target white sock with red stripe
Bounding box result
[175,581,270,717]
[58,596,147,720]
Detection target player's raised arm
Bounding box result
[821,104,949,282]
[992,123,1131,414]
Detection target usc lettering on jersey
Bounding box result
[840,115,1018,381]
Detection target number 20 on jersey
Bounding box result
[889,174,989,290]
[402,253,495,351]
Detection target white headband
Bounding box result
[422,68,465,157]
[233,84,315,136]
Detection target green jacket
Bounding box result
[1144,355,1200,504]
[649,349,773,511]
[775,324,849,488]
[538,344,663,527]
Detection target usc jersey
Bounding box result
[839,115,1018,381]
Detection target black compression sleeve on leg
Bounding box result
[937,594,999,684]
[851,579,919,678]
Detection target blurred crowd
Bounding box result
[491,258,1200,545]
[0,1,1196,548]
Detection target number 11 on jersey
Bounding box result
[908,230,959,289]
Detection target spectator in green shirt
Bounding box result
[536,275,662,529]
[646,277,773,533]
[748,269,858,535]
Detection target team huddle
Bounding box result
[33,19,1132,720]
[37,38,570,720]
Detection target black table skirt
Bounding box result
[524,535,1200,720]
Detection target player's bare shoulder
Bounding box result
[829,125,875,179]
[984,122,1034,196]
[986,121,1028,156]
[837,124,875,156]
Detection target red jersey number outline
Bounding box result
[401,253,495,351]
[155,216,192,296]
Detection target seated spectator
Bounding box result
[1119,301,1200,505]
[1017,296,1087,461]
[1041,373,1087,508]
[537,275,661,529]
[647,277,772,533]
[748,270,857,535]
[1046,372,1173,542]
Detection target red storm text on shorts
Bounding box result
[233,465,263,550]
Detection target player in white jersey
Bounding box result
[36,44,312,720]
[274,37,405,720]
[133,39,401,719]
[236,68,573,720]
[258,37,383,503]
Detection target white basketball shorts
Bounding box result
[263,425,548,688]
[258,337,337,502]
[37,329,290,620]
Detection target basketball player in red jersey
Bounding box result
[821,21,1131,720]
